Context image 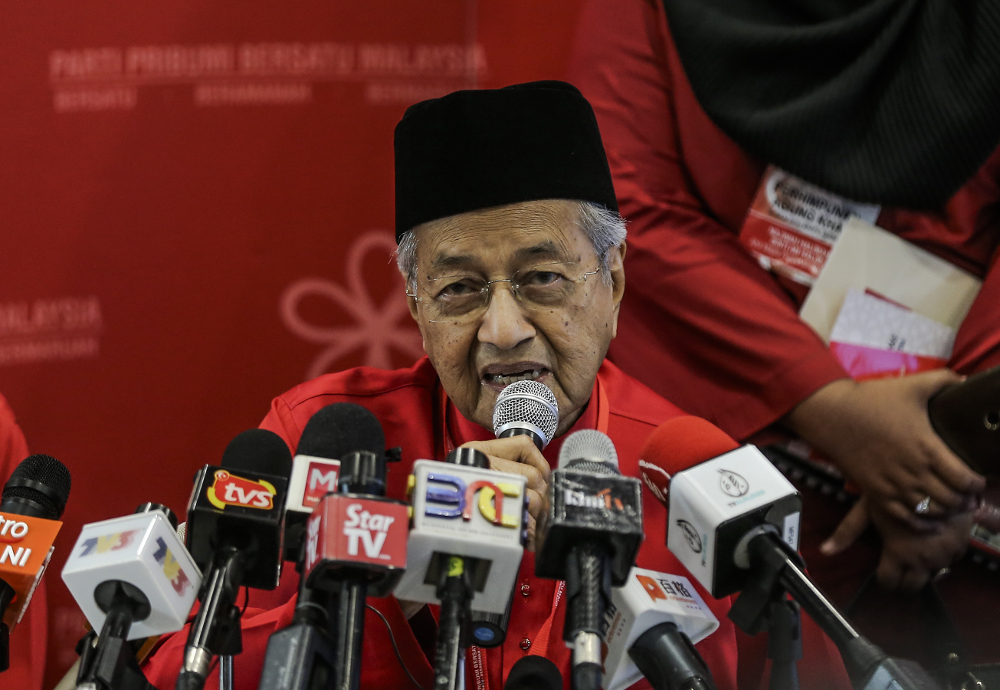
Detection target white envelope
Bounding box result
[800,217,982,342]
[830,289,956,359]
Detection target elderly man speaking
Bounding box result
[142,82,847,690]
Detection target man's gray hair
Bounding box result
[395,201,626,289]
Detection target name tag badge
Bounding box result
[738,166,880,286]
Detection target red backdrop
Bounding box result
[0,1,583,685]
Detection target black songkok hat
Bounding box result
[393,80,618,242]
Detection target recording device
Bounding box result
[177,429,292,690]
[602,567,718,690]
[398,447,529,690]
[0,454,70,673]
[646,419,800,599]
[645,416,943,690]
[260,403,397,690]
[535,430,643,690]
[493,379,559,450]
[504,655,563,690]
[284,403,385,561]
[928,364,1000,476]
[297,405,403,690]
[63,503,200,690]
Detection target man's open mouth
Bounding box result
[482,366,549,387]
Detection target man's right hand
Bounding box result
[785,370,985,528]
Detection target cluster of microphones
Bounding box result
[0,379,947,690]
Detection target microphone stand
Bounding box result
[74,582,158,690]
[728,532,942,690]
[220,656,234,690]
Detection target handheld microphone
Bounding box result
[493,380,559,451]
[504,655,562,690]
[63,503,200,690]
[535,430,643,690]
[644,416,942,690]
[0,454,70,673]
[177,429,292,690]
[398,447,529,690]
[463,381,561,649]
[602,567,719,690]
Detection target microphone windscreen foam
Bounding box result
[296,402,385,460]
[222,428,293,478]
[492,380,559,445]
[3,454,72,519]
[504,655,562,690]
[638,416,738,507]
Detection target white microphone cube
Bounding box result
[395,460,528,614]
[603,568,719,690]
[667,445,800,598]
[62,512,202,640]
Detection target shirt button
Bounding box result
[520,638,532,651]
[520,582,531,597]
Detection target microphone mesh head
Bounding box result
[557,429,619,472]
[492,380,559,446]
[3,454,72,519]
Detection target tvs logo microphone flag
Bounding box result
[206,469,277,510]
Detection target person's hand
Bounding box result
[785,371,985,529]
[459,435,551,551]
[821,495,974,591]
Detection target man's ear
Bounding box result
[608,240,626,339]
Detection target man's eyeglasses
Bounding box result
[407,261,602,325]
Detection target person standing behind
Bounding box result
[568,0,1000,670]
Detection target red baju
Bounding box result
[567,0,1000,664]
[142,357,849,690]
[0,392,47,690]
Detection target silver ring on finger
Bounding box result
[914,496,932,516]
[934,567,951,582]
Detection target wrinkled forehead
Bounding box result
[414,200,593,275]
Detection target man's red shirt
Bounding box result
[142,357,848,690]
